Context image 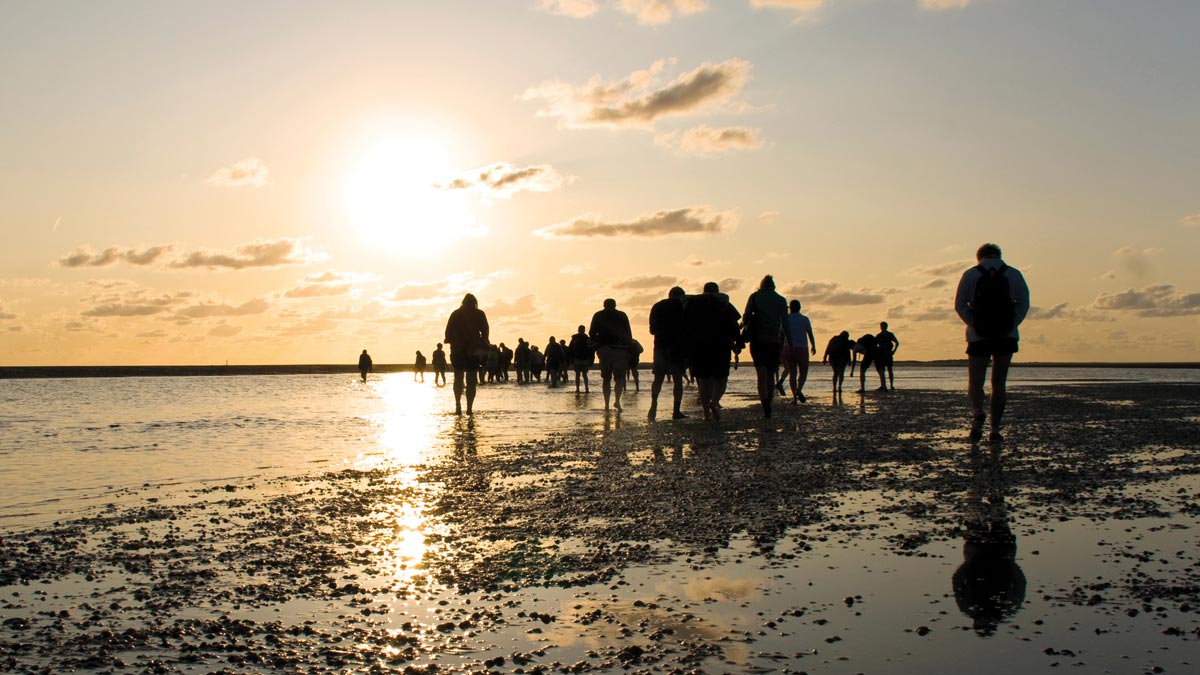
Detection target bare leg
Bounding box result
[465,369,478,415]
[602,369,613,410]
[452,369,465,415]
[990,353,1013,434]
[649,373,665,420]
[967,355,990,438]
[613,368,626,411]
[711,377,728,421]
[672,376,685,417]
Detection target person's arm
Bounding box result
[480,312,490,346]
[807,324,816,355]
[891,333,899,355]
[954,269,975,326]
[1011,269,1031,327]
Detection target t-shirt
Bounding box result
[785,313,812,349]
[648,297,685,349]
[743,289,789,345]
[589,308,633,347]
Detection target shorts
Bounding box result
[749,341,781,371]
[596,345,630,373]
[572,358,592,371]
[782,345,809,368]
[652,345,687,376]
[876,352,894,367]
[450,348,487,370]
[966,338,1019,358]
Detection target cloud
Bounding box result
[749,0,825,14]
[285,270,377,299]
[439,162,570,201]
[538,0,599,18]
[905,260,972,277]
[524,58,752,130]
[208,324,243,338]
[1025,303,1070,320]
[617,0,707,25]
[655,125,763,155]
[559,263,595,275]
[176,297,270,319]
[886,303,955,322]
[758,211,778,224]
[781,280,886,306]
[170,238,325,270]
[82,292,189,317]
[1093,285,1200,317]
[58,245,173,268]
[489,294,539,318]
[611,274,678,289]
[0,305,14,320]
[206,157,271,189]
[919,0,972,10]
[536,206,737,238]
[381,279,454,303]
[1181,214,1200,228]
[1113,246,1157,279]
[921,278,949,289]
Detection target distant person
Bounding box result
[358,349,373,382]
[499,342,513,382]
[414,350,427,382]
[559,339,571,385]
[529,345,545,381]
[627,339,643,392]
[955,243,1030,442]
[544,336,562,387]
[648,286,688,421]
[684,282,741,422]
[781,299,816,403]
[589,298,634,412]
[876,321,900,390]
[822,331,854,393]
[568,325,594,393]
[444,293,489,415]
[852,332,887,393]
[431,343,447,386]
[742,275,791,418]
[514,338,530,384]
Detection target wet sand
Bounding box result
[2,383,1198,673]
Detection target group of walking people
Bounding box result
[362,243,1029,440]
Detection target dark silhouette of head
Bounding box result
[362,349,368,354]
[436,343,443,349]
[880,321,889,330]
[759,275,775,291]
[669,286,685,299]
[789,299,801,313]
[577,324,586,333]
[976,243,1002,261]
[840,331,850,339]
[703,281,720,294]
[603,298,616,310]
[462,293,478,308]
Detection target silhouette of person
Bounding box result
[876,321,899,390]
[529,345,544,381]
[589,298,634,412]
[822,331,853,394]
[781,299,816,403]
[544,336,562,387]
[954,243,1030,442]
[648,286,688,421]
[431,343,447,386]
[514,338,530,384]
[684,282,741,422]
[414,350,427,382]
[852,332,887,393]
[568,325,594,393]
[559,338,570,385]
[499,342,513,382]
[358,349,373,382]
[444,293,489,415]
[626,339,643,391]
[742,275,791,419]
[953,445,1026,635]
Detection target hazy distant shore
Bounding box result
[1,361,1197,379]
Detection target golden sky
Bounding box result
[1,0,1197,365]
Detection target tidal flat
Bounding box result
[2,382,1198,674]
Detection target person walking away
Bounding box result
[358,349,373,382]
[444,293,489,415]
[648,286,688,421]
[954,243,1030,442]
[544,337,562,387]
[822,331,853,394]
[589,298,634,412]
[627,339,643,391]
[782,300,816,403]
[414,350,427,382]
[514,338,530,384]
[876,321,900,390]
[683,282,741,422]
[741,275,791,419]
[431,343,447,386]
[568,325,594,393]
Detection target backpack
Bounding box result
[972,264,1016,338]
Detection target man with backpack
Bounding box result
[954,243,1030,442]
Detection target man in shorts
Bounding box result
[781,300,816,403]
[875,321,900,390]
[954,243,1030,442]
[589,298,633,412]
[647,286,688,421]
[444,293,489,415]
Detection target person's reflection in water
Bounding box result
[452,417,489,492]
[953,444,1026,636]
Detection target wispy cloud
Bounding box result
[905,259,972,278]
[1093,285,1200,317]
[919,0,972,10]
[611,274,679,289]
[439,162,570,201]
[538,0,599,19]
[617,0,707,24]
[1181,213,1200,228]
[206,157,271,189]
[208,323,243,338]
[781,280,886,306]
[0,301,15,320]
[1113,246,1158,279]
[559,263,595,275]
[524,58,752,130]
[489,294,540,319]
[536,206,737,239]
[170,238,326,270]
[886,302,955,322]
[655,125,763,155]
[758,211,778,224]
[81,291,192,318]
[284,270,378,299]
[59,245,173,268]
[176,297,270,319]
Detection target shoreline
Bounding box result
[1,361,1197,379]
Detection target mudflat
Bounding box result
[2,383,1198,674]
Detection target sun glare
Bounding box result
[343,138,478,254]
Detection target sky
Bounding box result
[1,0,1197,366]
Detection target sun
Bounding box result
[343,138,479,253]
